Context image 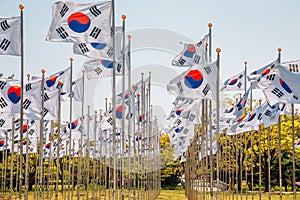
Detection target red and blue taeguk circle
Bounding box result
[68,12,91,33]
[184,69,203,89]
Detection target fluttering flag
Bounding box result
[248,60,278,85]
[233,86,251,119]
[256,71,300,106]
[73,26,122,60]
[84,59,123,80]
[172,34,208,67]
[221,71,245,91]
[45,67,71,93]
[167,61,217,100]
[46,1,112,43]
[0,16,21,56]
[0,79,42,115]
[294,140,300,149]
[61,77,83,101]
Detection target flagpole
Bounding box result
[18,5,25,199]
[277,48,283,200]
[127,34,132,200]
[9,119,15,199]
[243,61,249,200]
[24,73,30,200]
[208,22,214,200]
[291,103,296,200]
[267,126,271,200]
[68,58,73,200]
[111,0,117,199]
[86,105,91,200]
[258,99,262,200]
[216,48,221,200]
[121,14,126,200]
[92,111,97,199]
[39,69,46,199]
[249,85,254,200]
[55,81,62,200]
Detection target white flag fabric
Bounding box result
[294,140,300,149]
[84,59,122,80]
[167,61,217,100]
[0,113,13,130]
[0,79,42,115]
[0,16,21,56]
[256,70,300,106]
[172,34,208,67]
[199,141,217,160]
[45,67,71,93]
[232,86,251,119]
[46,1,112,43]
[61,77,83,101]
[221,71,245,91]
[73,26,122,60]
[248,60,278,85]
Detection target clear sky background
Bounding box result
[1,0,300,123]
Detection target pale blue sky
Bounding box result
[1,0,300,121]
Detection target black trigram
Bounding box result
[176,119,182,125]
[25,83,32,91]
[202,84,210,96]
[116,63,122,73]
[178,57,186,65]
[266,74,276,81]
[28,129,35,136]
[59,4,69,17]
[95,67,103,75]
[56,27,69,39]
[204,66,212,74]
[193,54,201,64]
[90,27,101,39]
[43,108,49,117]
[89,6,102,17]
[0,81,7,90]
[289,64,299,73]
[264,110,272,117]
[0,20,10,31]
[196,41,203,47]
[258,113,262,120]
[44,93,50,101]
[0,119,5,127]
[183,128,189,134]
[177,82,183,93]
[237,82,242,88]
[56,83,63,89]
[0,97,8,108]
[0,39,11,51]
[189,113,195,122]
[238,123,245,128]
[78,43,89,54]
[23,99,31,110]
[271,87,284,98]
[107,117,113,126]
[106,46,113,57]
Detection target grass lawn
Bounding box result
[156,190,187,200]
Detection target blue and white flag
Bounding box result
[46,1,112,43]
[0,16,21,56]
[221,71,245,91]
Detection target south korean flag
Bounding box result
[46,1,112,43]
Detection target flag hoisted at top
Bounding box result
[46,1,112,43]
[221,70,245,91]
[0,16,21,56]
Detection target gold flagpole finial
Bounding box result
[122,15,126,20]
[278,48,282,53]
[208,23,213,28]
[244,61,247,65]
[82,70,85,74]
[41,69,46,74]
[70,58,74,62]
[128,35,132,39]
[27,74,30,78]
[19,4,24,10]
[216,48,221,53]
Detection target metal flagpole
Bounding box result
[244,61,248,200]
[55,81,62,200]
[68,58,73,200]
[24,73,30,200]
[19,5,25,198]
[277,48,282,200]
[127,34,132,200]
[258,99,262,200]
[111,0,117,199]
[249,86,254,200]
[86,105,91,200]
[92,111,97,199]
[291,104,296,200]
[267,127,271,200]
[216,48,221,200]
[77,70,85,200]
[121,14,126,200]
[39,69,46,199]
[10,119,15,199]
